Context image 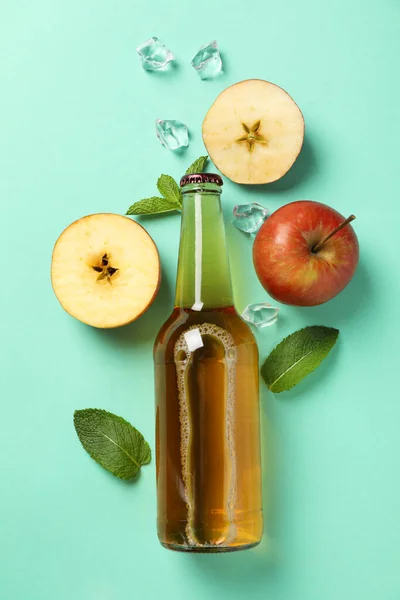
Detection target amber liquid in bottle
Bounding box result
[154,176,263,552]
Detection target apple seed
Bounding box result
[91,252,119,283]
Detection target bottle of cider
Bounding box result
[154,173,263,552]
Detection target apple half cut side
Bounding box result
[202,79,305,185]
[51,213,160,328]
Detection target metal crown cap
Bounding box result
[180,172,223,187]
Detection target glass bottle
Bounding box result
[154,173,263,552]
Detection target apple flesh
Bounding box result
[202,79,304,184]
[253,201,359,306]
[51,214,160,328]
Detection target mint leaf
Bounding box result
[157,174,182,206]
[185,155,209,175]
[74,409,151,480]
[125,155,209,217]
[126,196,179,215]
[261,326,339,393]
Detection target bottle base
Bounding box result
[160,540,260,553]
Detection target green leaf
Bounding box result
[185,155,209,175]
[126,196,179,215]
[157,174,182,206]
[74,409,151,480]
[124,155,210,217]
[261,326,339,393]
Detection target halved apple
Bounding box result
[51,214,160,328]
[202,79,305,184]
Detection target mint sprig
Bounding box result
[126,196,178,215]
[261,326,339,393]
[74,409,151,480]
[156,174,182,206]
[126,155,209,216]
[186,155,208,175]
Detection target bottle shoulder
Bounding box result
[154,306,257,359]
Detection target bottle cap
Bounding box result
[180,173,223,187]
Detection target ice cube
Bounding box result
[191,41,222,79]
[232,203,269,234]
[242,303,279,329]
[155,119,189,150]
[137,37,174,71]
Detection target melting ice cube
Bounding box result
[155,119,189,150]
[137,37,174,71]
[232,203,269,234]
[242,303,279,329]
[191,41,222,79]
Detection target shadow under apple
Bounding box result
[293,260,372,327]
[239,135,318,195]
[87,262,173,349]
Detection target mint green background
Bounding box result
[1,1,400,598]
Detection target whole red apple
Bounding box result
[253,201,359,306]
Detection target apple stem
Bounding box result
[312,215,356,253]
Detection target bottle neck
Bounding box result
[174,184,234,310]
